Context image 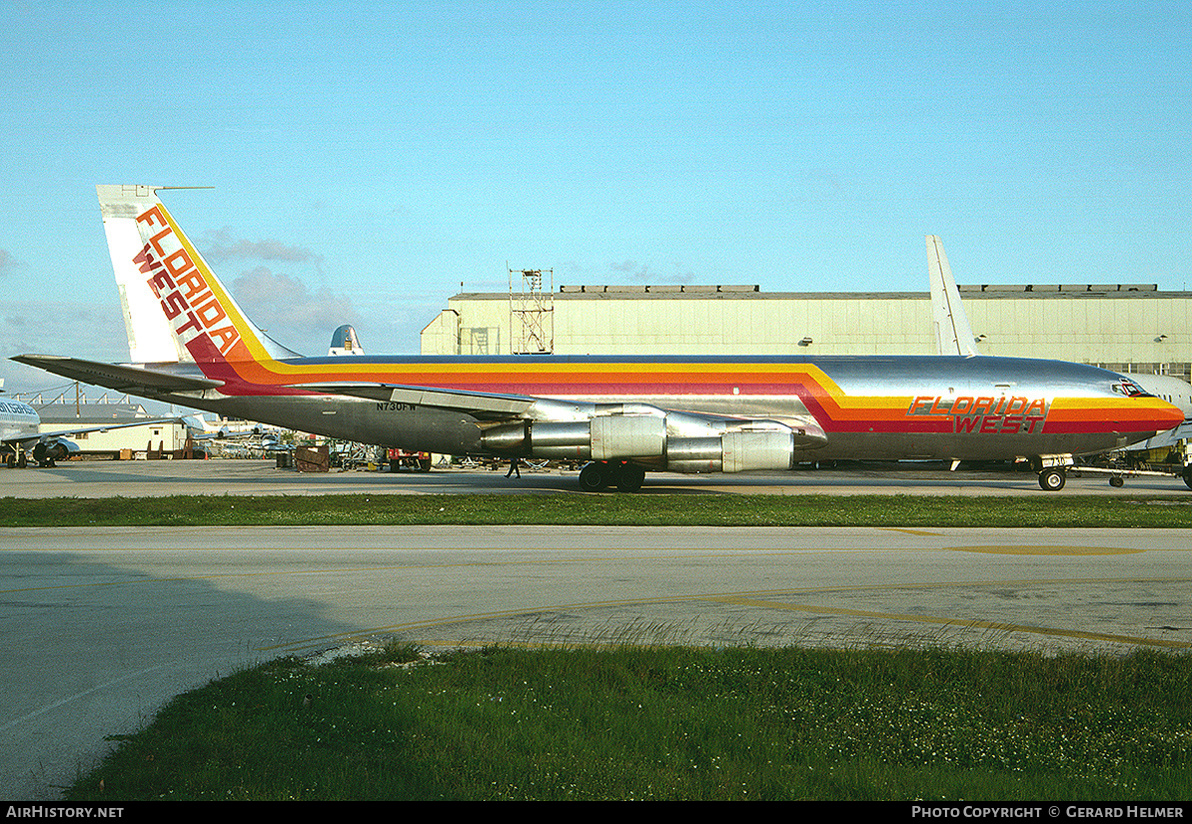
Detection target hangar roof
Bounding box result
[455,284,1183,301]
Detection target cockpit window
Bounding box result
[1111,378,1147,397]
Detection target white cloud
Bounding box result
[230,267,360,356]
[609,259,694,284]
[0,297,129,393]
[0,248,18,278]
[198,228,324,271]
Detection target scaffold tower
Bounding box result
[509,267,554,354]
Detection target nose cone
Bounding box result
[1156,399,1187,432]
[1124,397,1187,437]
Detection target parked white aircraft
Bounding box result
[0,380,177,467]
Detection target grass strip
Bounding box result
[64,643,1192,801]
[4,492,1192,528]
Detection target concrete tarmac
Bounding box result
[3,460,1192,799]
[4,455,1192,497]
[3,523,1192,799]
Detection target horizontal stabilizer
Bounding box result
[11,354,223,394]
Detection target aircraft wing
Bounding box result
[301,382,539,418]
[13,356,828,453]
[11,354,223,394]
[3,416,186,447]
[303,381,828,447]
[1123,421,1192,452]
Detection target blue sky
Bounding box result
[2,1,1190,393]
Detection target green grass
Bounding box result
[4,492,1192,528]
[63,643,1192,801]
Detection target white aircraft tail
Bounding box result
[101,185,190,363]
[97,185,301,365]
[927,235,980,357]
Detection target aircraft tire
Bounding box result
[1110,476,1125,488]
[1038,467,1066,491]
[1183,466,1192,491]
[616,463,646,493]
[579,461,609,492]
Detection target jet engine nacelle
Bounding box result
[667,430,801,473]
[530,414,667,460]
[480,404,669,461]
[478,406,826,473]
[32,438,79,463]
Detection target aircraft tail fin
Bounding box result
[328,324,364,355]
[927,235,980,357]
[100,185,190,363]
[97,185,301,366]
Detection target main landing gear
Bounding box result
[578,460,647,493]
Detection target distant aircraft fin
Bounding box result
[927,235,980,357]
[328,324,364,356]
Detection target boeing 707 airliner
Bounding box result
[12,186,1185,491]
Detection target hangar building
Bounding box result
[32,400,190,458]
[421,282,1192,382]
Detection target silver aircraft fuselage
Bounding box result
[16,352,1181,466]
